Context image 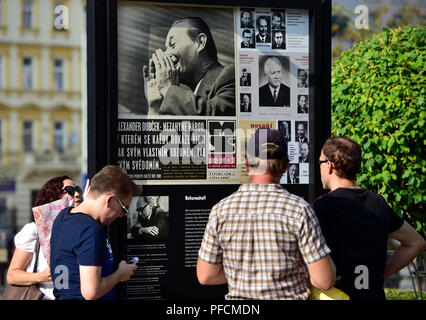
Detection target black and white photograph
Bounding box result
[299,142,310,163]
[241,29,255,48]
[255,15,271,44]
[240,67,251,86]
[297,94,309,113]
[272,30,286,49]
[278,120,291,142]
[240,94,252,113]
[118,4,235,116]
[287,163,300,184]
[295,121,309,144]
[297,68,309,88]
[128,196,169,240]
[240,8,255,29]
[271,10,286,30]
[258,55,290,107]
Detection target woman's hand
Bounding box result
[37,267,52,283]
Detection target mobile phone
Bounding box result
[127,257,139,265]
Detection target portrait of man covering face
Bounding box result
[143,17,235,116]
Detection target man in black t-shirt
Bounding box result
[313,137,426,300]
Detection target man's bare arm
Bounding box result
[307,255,336,290]
[384,222,426,278]
[196,258,227,285]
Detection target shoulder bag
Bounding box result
[1,237,45,300]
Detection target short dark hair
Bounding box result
[89,165,142,199]
[34,175,71,207]
[241,10,252,19]
[272,12,282,20]
[322,137,362,180]
[172,17,217,61]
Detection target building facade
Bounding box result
[0,0,85,231]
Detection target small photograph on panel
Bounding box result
[295,121,308,144]
[299,142,310,163]
[259,55,290,107]
[287,163,300,184]
[240,8,255,29]
[297,95,309,114]
[240,93,252,113]
[271,10,286,30]
[127,196,169,240]
[297,68,309,88]
[278,120,291,143]
[272,30,286,49]
[241,29,255,48]
[240,67,252,86]
[255,15,271,44]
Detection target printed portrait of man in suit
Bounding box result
[259,56,290,107]
[240,68,251,86]
[272,30,285,49]
[255,16,271,44]
[240,94,252,113]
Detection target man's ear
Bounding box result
[327,161,334,175]
[105,194,114,208]
[196,33,207,53]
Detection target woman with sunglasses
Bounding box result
[6,175,82,300]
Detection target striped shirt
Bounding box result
[198,184,331,300]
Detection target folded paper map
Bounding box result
[32,198,69,263]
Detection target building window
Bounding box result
[23,0,33,29]
[54,59,64,91]
[22,57,33,90]
[54,121,65,152]
[22,120,33,152]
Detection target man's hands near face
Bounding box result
[143,49,180,115]
[151,49,180,97]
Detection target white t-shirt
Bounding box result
[14,222,55,300]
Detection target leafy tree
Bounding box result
[332,3,425,60]
[331,25,425,235]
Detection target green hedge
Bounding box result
[385,288,426,300]
[331,25,425,234]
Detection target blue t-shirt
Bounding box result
[50,207,116,300]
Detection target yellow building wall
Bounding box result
[0,43,10,89]
[0,105,11,164]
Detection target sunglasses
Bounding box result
[115,195,129,216]
[62,186,83,197]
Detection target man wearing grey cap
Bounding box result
[197,128,336,300]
